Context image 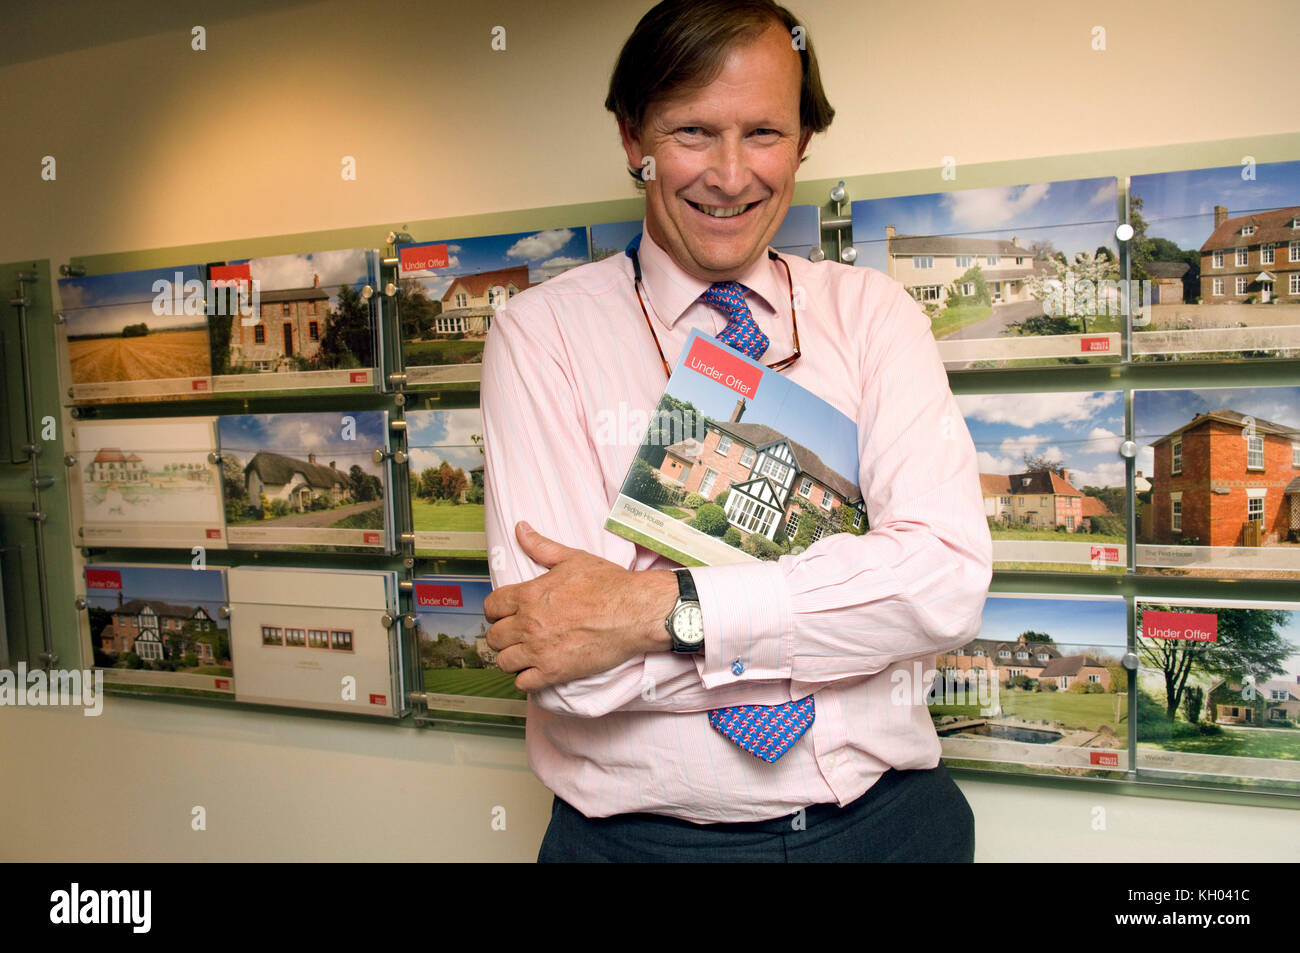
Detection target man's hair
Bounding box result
[605,0,834,183]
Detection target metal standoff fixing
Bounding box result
[401,614,415,630]
[361,284,375,300]
[371,448,389,465]
[392,450,407,465]
[380,612,396,629]
[207,451,222,464]
[399,532,416,545]
[63,454,76,467]
[1122,652,1140,671]
[829,181,846,204]
[1119,440,1137,459]
[387,372,407,386]
[58,264,86,277]
[217,605,231,619]
[387,230,413,245]
[74,597,87,611]
[389,419,407,432]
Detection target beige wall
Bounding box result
[2,0,1298,861]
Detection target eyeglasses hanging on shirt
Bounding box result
[625,233,802,377]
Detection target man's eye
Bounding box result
[677,126,704,136]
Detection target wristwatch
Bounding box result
[665,568,704,654]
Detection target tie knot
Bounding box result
[700,281,748,314]
[698,281,769,361]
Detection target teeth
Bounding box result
[695,202,752,218]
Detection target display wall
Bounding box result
[2,0,1298,862]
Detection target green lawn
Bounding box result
[991,527,1125,543]
[933,689,1127,733]
[604,522,703,566]
[188,666,233,676]
[403,339,484,365]
[1139,727,1299,760]
[659,506,691,520]
[422,667,524,699]
[931,304,993,339]
[995,561,1126,574]
[412,499,485,532]
[331,507,384,529]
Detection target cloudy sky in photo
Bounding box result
[1130,160,1300,251]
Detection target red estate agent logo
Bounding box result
[1089,751,1119,767]
[399,243,450,272]
[1080,336,1111,353]
[415,583,464,608]
[1143,610,1218,642]
[369,693,387,706]
[349,371,369,384]
[363,531,381,545]
[86,569,122,590]
[1090,545,1119,564]
[684,337,761,400]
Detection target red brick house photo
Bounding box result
[230,273,330,371]
[1145,407,1300,546]
[1199,205,1300,303]
[97,593,220,664]
[658,398,865,542]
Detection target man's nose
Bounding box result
[701,134,749,197]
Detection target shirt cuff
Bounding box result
[688,560,792,688]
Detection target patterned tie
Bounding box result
[699,281,769,360]
[698,282,812,761]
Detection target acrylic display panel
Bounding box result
[957,390,1127,573]
[852,177,1122,368]
[1136,598,1300,791]
[1128,159,1300,361]
[58,264,214,403]
[413,575,525,723]
[217,410,394,553]
[1133,385,1300,578]
[227,566,401,717]
[407,408,486,558]
[396,227,591,386]
[82,563,233,697]
[588,204,822,263]
[72,416,226,549]
[206,248,381,394]
[932,593,1129,776]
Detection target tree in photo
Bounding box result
[348,464,383,502]
[1138,604,1292,721]
[318,283,375,368]
[397,278,439,340]
[1022,250,1121,334]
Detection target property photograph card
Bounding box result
[396,227,590,386]
[73,416,226,549]
[217,410,393,553]
[1128,159,1300,361]
[958,390,1127,573]
[412,575,525,723]
[851,177,1122,368]
[59,264,214,402]
[82,563,233,697]
[1136,598,1300,790]
[207,248,381,394]
[931,593,1129,776]
[227,566,401,717]
[606,328,866,567]
[1133,385,1300,578]
[407,408,486,558]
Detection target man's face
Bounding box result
[621,24,812,283]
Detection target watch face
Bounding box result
[672,604,704,645]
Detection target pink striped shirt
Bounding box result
[481,221,992,824]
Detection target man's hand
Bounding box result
[484,521,679,693]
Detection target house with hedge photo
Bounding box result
[244,451,352,513]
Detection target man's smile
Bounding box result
[685,199,762,219]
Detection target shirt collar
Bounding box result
[633,219,786,330]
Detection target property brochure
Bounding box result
[605,328,866,567]
[1136,598,1300,790]
[1133,385,1300,578]
[82,563,234,697]
[396,226,591,387]
[931,593,1129,777]
[227,566,402,717]
[851,176,1122,369]
[1128,159,1300,361]
[206,247,381,394]
[217,410,394,553]
[958,390,1127,573]
[407,408,487,558]
[59,264,214,403]
[412,575,525,724]
[73,416,227,549]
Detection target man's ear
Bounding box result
[797,127,814,164]
[618,118,645,174]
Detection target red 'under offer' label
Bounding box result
[684,337,761,399]
[416,583,464,608]
[86,569,122,590]
[1090,751,1119,767]
[399,243,450,272]
[210,263,251,283]
[1143,609,1218,642]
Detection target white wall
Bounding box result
[1,0,1298,861]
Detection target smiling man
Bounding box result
[481,0,992,862]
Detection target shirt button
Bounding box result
[731,659,745,676]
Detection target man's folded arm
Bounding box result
[481,302,793,717]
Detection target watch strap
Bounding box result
[675,568,698,602]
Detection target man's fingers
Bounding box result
[483,582,521,623]
[485,616,522,652]
[495,643,531,675]
[516,520,576,568]
[514,667,547,693]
